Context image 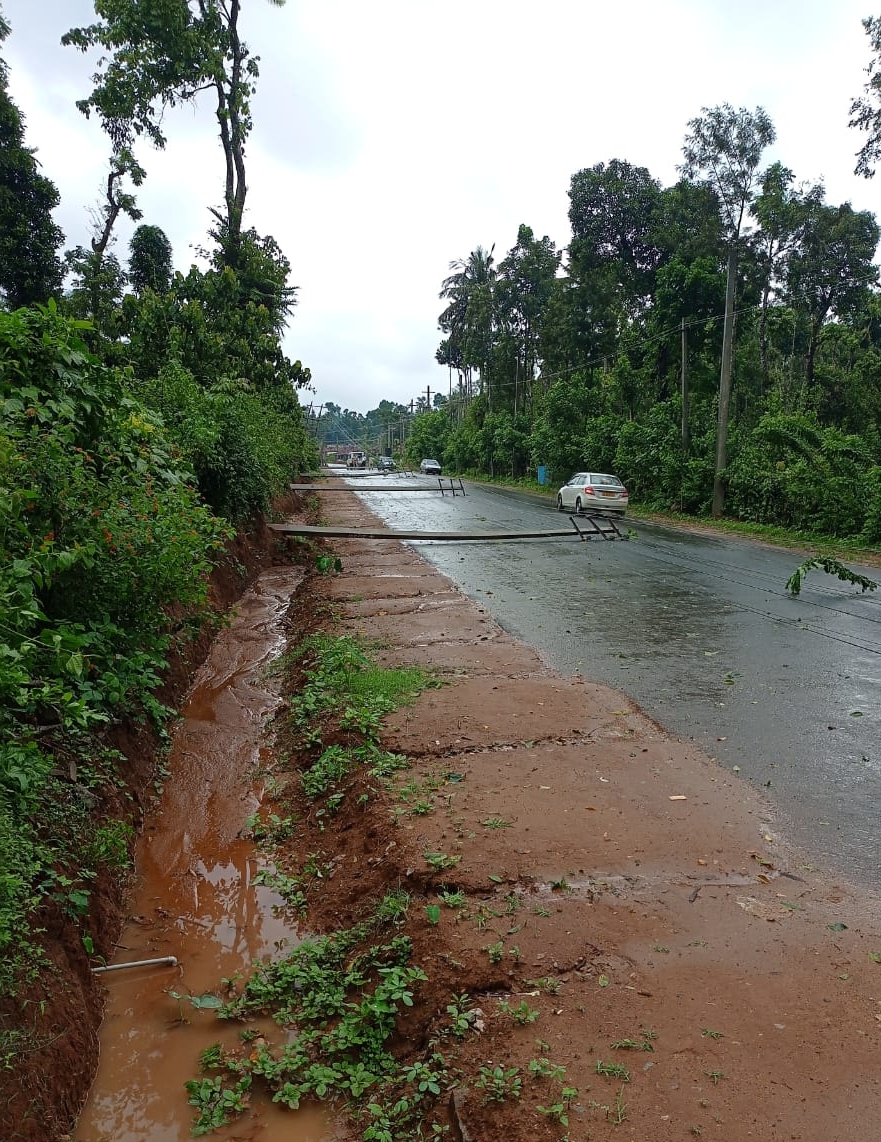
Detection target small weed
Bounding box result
[185,1075,252,1135]
[497,999,539,1025]
[705,1069,725,1085]
[536,1086,579,1126]
[423,851,460,872]
[252,867,308,912]
[596,1059,630,1082]
[550,876,571,893]
[437,888,465,908]
[445,993,475,1038]
[611,1037,654,1052]
[528,1057,566,1081]
[701,1028,723,1040]
[481,816,512,829]
[533,904,551,917]
[485,941,504,964]
[526,976,561,995]
[374,888,411,926]
[475,1064,522,1102]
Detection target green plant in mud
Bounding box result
[285,634,434,747]
[536,1085,579,1126]
[497,998,539,1025]
[302,742,410,806]
[528,1057,566,1081]
[423,851,460,872]
[475,1064,522,1102]
[187,924,460,1137]
[444,993,475,1039]
[251,866,308,912]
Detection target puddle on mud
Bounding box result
[75,567,331,1142]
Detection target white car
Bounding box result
[556,472,628,516]
[419,458,442,475]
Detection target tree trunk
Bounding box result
[712,245,738,518]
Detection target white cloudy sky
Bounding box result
[3,0,880,414]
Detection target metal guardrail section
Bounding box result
[436,477,466,496]
[570,512,628,540]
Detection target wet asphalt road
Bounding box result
[346,473,881,890]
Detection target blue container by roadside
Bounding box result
[537,465,547,485]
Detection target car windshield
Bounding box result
[588,473,623,487]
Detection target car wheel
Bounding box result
[575,497,582,514]
[556,495,564,511]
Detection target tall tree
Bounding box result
[785,199,879,387]
[438,245,497,407]
[64,0,286,271]
[0,12,64,307]
[751,163,824,386]
[568,159,664,308]
[67,148,144,327]
[850,15,881,177]
[680,104,775,516]
[129,224,174,293]
[496,225,560,414]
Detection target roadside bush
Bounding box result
[0,304,232,986]
[613,402,684,509]
[726,414,871,536]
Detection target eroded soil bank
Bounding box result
[0,499,306,1142]
[257,488,881,1141]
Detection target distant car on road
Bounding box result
[377,456,396,471]
[419,458,442,475]
[556,472,628,516]
[346,451,367,469]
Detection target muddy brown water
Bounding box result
[74,567,331,1142]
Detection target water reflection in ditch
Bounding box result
[75,567,331,1142]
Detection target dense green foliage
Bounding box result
[0,305,227,985]
[0,2,317,1004]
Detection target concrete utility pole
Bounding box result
[425,387,431,409]
[680,317,690,455]
[712,246,737,518]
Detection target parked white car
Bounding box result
[556,472,628,516]
[419,458,442,475]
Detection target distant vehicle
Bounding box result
[556,472,628,516]
[377,456,396,471]
[419,458,442,475]
[346,451,367,469]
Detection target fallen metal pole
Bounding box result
[91,955,178,974]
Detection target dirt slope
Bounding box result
[281,488,881,1142]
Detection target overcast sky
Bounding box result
[3,0,880,415]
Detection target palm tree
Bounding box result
[438,245,497,407]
